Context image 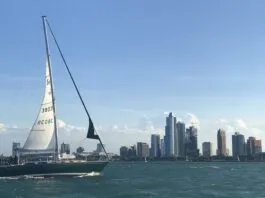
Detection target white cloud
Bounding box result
[57,119,85,131]
[138,114,155,131]
[186,113,200,129]
[0,123,6,132]
[218,118,227,124]
[0,122,20,133]
[233,119,248,130]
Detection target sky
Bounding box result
[1,1,265,155]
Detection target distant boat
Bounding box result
[0,16,108,178]
[144,156,148,163]
[186,156,189,162]
[237,155,240,162]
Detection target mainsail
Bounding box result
[23,61,56,152]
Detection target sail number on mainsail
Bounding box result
[41,106,53,113]
[37,119,53,125]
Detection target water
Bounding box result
[0,162,264,198]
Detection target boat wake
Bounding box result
[0,175,46,180]
[74,172,102,178]
[0,177,20,180]
[22,175,46,180]
[0,172,102,180]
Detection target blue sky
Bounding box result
[1,1,265,154]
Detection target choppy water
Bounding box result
[0,162,265,198]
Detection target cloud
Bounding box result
[233,119,248,130]
[0,116,164,155]
[57,119,85,131]
[215,118,250,133]
[186,113,200,129]
[0,122,20,133]
[0,122,6,132]
[218,118,227,124]
[138,114,155,131]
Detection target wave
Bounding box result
[190,165,220,169]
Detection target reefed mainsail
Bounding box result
[23,61,56,152]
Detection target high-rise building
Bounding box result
[151,134,160,157]
[217,129,226,156]
[60,142,70,154]
[226,149,229,156]
[255,140,262,154]
[128,145,137,157]
[120,146,129,159]
[164,112,176,156]
[176,122,186,157]
[137,142,149,157]
[247,137,256,156]
[185,126,199,158]
[232,132,245,157]
[96,143,105,153]
[12,142,20,157]
[160,139,165,157]
[246,137,262,156]
[202,142,212,157]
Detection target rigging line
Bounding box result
[45,19,108,158]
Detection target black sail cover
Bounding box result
[87,117,99,140]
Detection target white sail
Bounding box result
[23,61,56,152]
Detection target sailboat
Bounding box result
[0,16,108,177]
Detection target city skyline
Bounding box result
[1,112,265,156]
[1,1,265,155]
[119,112,263,158]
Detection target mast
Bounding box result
[42,16,59,160]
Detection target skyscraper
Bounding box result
[232,132,245,157]
[151,134,160,157]
[202,142,212,157]
[160,139,165,157]
[185,126,199,158]
[96,143,104,153]
[164,112,176,156]
[176,122,186,157]
[217,129,226,156]
[137,142,149,157]
[255,140,262,154]
[246,137,262,156]
[120,146,129,159]
[247,137,256,156]
[60,142,70,154]
[12,142,20,157]
[127,145,137,157]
